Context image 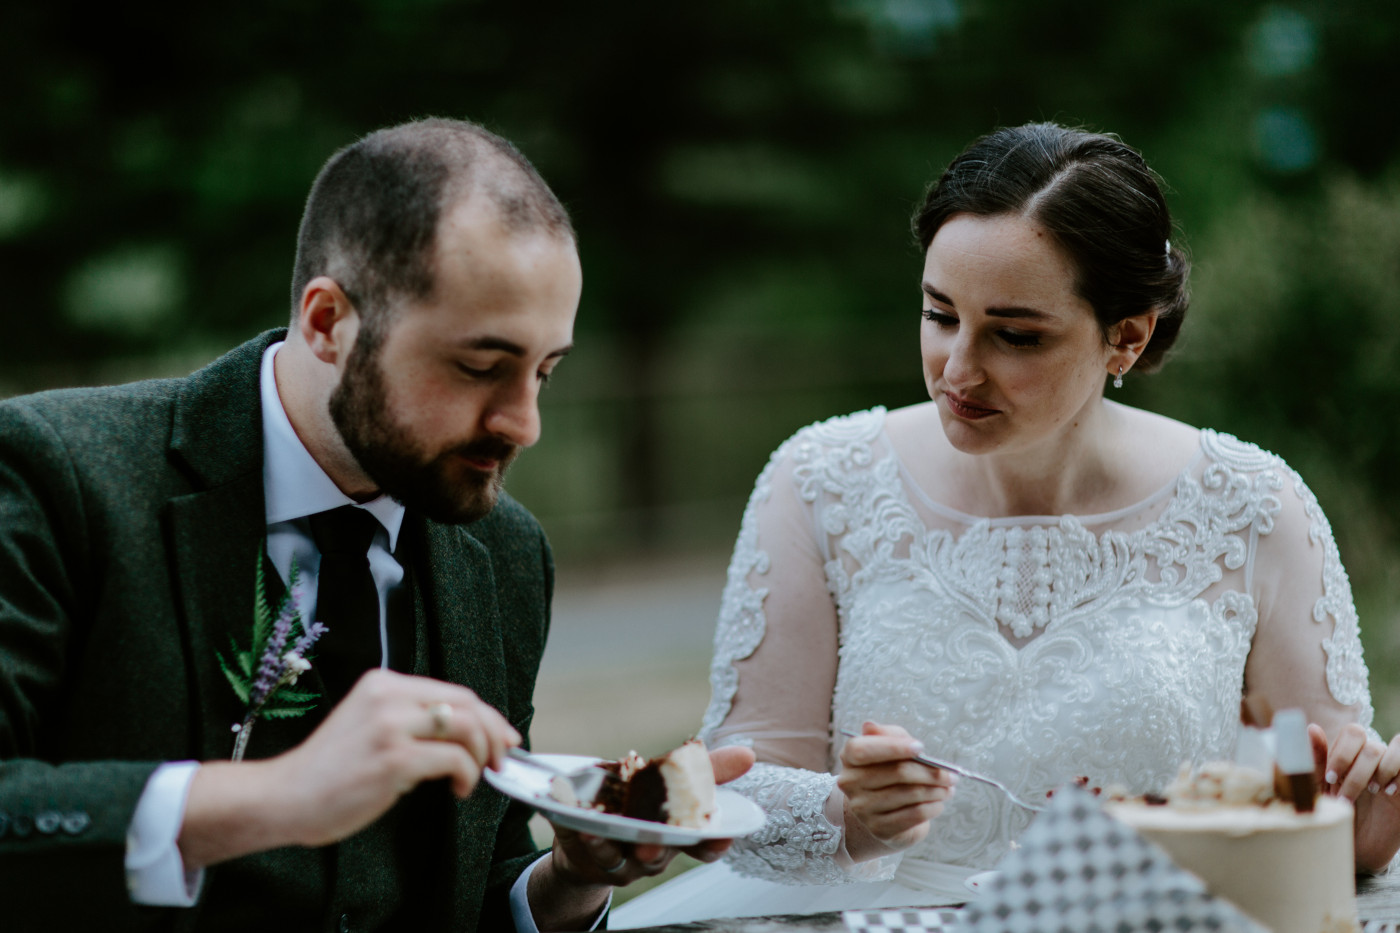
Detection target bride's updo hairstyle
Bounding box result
[913,123,1190,372]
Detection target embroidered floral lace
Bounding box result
[700,408,1374,883]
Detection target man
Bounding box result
[0,118,749,931]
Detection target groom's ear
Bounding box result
[297,276,360,366]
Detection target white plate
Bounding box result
[483,753,767,845]
[964,870,1001,895]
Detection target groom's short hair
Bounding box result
[290,117,574,327]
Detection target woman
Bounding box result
[613,123,1400,927]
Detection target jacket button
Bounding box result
[338,914,351,933]
[61,811,91,835]
[10,814,33,838]
[35,811,61,834]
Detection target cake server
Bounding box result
[505,747,611,803]
[838,728,1045,812]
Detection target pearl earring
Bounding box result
[1113,366,1124,389]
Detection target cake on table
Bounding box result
[1105,761,1359,933]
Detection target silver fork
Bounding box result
[838,728,1045,812]
[505,747,612,803]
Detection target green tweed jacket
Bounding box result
[0,330,551,931]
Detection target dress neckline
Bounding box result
[878,416,1207,527]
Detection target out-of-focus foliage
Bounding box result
[5,2,1400,688]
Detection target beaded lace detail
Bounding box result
[700,408,1373,881]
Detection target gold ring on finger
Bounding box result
[603,855,627,874]
[428,702,453,740]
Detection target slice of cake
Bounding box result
[552,739,717,828]
[1105,761,1358,933]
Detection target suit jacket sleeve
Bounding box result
[0,399,164,915]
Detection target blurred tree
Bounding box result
[3,0,1400,573]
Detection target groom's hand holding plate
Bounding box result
[487,744,759,886]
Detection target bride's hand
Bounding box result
[1315,722,1400,803]
[837,721,958,855]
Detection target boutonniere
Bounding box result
[218,553,328,761]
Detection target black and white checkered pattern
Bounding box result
[843,908,954,932]
[950,784,1268,933]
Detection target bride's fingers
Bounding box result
[841,760,958,792]
[841,775,955,828]
[1336,736,1384,802]
[850,782,954,812]
[1374,736,1400,798]
[1324,723,1369,795]
[858,799,947,842]
[841,735,925,768]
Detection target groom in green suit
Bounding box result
[0,119,748,931]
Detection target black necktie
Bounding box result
[310,505,383,702]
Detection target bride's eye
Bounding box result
[922,309,957,328]
[1000,330,1042,348]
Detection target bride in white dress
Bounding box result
[612,123,1400,927]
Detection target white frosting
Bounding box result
[1108,795,1358,933]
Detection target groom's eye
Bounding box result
[455,361,498,379]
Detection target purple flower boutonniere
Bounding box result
[218,553,328,761]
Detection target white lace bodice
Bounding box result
[700,407,1374,884]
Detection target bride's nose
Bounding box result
[942,332,985,389]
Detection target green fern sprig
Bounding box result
[218,553,327,759]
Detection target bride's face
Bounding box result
[920,212,1116,458]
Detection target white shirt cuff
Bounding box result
[509,853,611,932]
[125,761,204,906]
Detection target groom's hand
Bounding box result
[546,745,756,886]
[178,669,519,869]
[528,745,755,929]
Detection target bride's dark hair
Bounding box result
[913,123,1189,372]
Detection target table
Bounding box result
[621,869,1400,932]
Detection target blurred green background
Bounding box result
[4,0,1398,728]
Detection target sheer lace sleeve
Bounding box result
[1222,437,1400,871]
[1232,439,1376,741]
[699,416,899,883]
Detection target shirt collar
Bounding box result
[260,341,405,549]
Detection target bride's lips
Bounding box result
[943,392,1000,420]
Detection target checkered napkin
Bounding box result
[843,908,956,932]
[948,784,1268,933]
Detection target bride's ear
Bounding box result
[1107,310,1159,378]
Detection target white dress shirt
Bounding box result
[123,341,581,931]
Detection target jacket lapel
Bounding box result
[168,478,268,761]
[410,517,511,925]
[164,330,286,761]
[413,517,507,718]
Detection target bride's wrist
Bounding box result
[840,795,913,863]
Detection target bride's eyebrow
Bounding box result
[922,283,1052,321]
[922,284,955,305]
[986,306,1052,321]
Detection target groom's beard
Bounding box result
[330,329,519,525]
